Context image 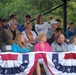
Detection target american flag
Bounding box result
[0,51,76,75]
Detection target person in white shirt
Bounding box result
[22,22,38,51]
[35,14,51,35]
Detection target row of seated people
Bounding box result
[0,14,76,75]
[1,13,76,38]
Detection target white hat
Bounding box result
[50,19,58,25]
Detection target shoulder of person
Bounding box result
[63,42,68,45]
[44,22,49,24]
[31,30,36,33]
[51,41,56,46]
[68,44,73,47]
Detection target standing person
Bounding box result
[35,14,51,35]
[51,33,68,52]
[21,14,35,32]
[34,33,52,75]
[7,13,21,32]
[65,21,76,39]
[6,20,20,43]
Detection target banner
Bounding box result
[0,51,76,75]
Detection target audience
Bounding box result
[34,33,52,75]
[65,21,76,39]
[51,33,68,52]
[6,20,20,43]
[0,18,11,51]
[68,35,76,51]
[35,14,51,35]
[7,13,21,32]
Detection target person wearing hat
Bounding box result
[0,18,12,51]
[47,19,58,39]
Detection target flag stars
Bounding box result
[56,66,60,69]
[24,60,28,63]
[63,67,65,72]
[53,59,57,63]
[68,68,71,72]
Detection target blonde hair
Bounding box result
[38,33,47,40]
[15,33,28,49]
[24,22,32,29]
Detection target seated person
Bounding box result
[2,18,8,30]
[35,14,51,35]
[0,18,12,51]
[6,20,20,43]
[34,33,52,75]
[22,22,38,50]
[12,33,30,52]
[68,35,76,51]
[65,21,76,39]
[47,27,63,45]
[7,13,21,32]
[47,19,58,39]
[51,33,68,52]
[21,14,35,32]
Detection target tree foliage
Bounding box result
[0,0,76,27]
